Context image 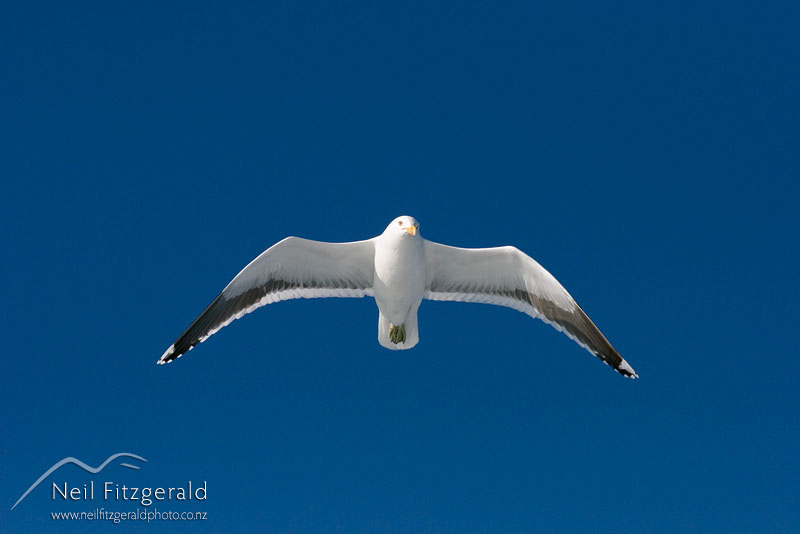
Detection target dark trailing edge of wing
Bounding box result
[161,277,371,363]
[427,282,635,378]
[511,288,629,377]
[161,279,302,363]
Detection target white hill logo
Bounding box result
[11,453,146,510]
[11,452,207,511]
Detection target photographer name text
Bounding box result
[52,481,206,507]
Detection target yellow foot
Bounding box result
[389,323,406,344]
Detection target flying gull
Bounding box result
[159,216,637,378]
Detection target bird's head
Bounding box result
[385,216,420,238]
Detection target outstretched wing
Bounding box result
[159,237,376,363]
[423,240,637,378]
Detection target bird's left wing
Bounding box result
[159,237,375,363]
[423,240,637,378]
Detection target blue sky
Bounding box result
[1,2,798,532]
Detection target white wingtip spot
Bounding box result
[158,345,175,365]
[618,359,638,378]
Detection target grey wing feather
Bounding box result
[423,240,637,378]
[159,237,375,363]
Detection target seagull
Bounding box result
[159,216,637,378]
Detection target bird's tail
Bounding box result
[378,308,419,350]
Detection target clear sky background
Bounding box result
[1,2,798,533]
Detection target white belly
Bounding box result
[373,237,426,325]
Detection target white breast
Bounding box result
[372,234,426,324]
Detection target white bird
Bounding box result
[159,216,637,378]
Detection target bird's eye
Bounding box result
[398,221,403,226]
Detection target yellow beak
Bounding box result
[404,225,417,236]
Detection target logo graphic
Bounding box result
[10,452,147,510]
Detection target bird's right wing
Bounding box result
[159,237,375,363]
[423,240,637,378]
